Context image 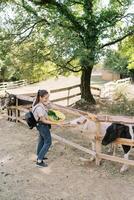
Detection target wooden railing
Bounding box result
[50,84,81,106]
[116,77,131,84]
[100,77,132,99]
[0,80,27,91]
[21,84,101,106]
[6,94,134,171]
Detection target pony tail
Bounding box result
[33,90,40,106]
[33,89,49,106]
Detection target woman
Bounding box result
[32,89,63,167]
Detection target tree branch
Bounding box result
[59,58,82,73]
[7,19,47,43]
[29,0,86,34]
[70,1,84,6]
[99,13,133,31]
[17,25,36,44]
[83,0,93,13]
[50,56,82,73]
[58,64,81,73]
[21,0,38,17]
[99,17,119,30]
[100,30,134,49]
[116,0,124,6]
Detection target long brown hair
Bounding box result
[33,89,49,106]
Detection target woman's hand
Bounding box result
[87,113,97,121]
[56,121,65,127]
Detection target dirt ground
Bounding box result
[0,112,134,200]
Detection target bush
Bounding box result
[100,97,134,116]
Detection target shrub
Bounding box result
[101,97,134,116]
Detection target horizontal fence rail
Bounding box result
[0,80,27,91]
[18,84,101,106]
[100,77,132,99]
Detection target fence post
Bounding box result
[3,82,7,91]
[67,88,70,106]
[16,98,19,122]
[95,121,102,165]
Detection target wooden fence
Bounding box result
[116,77,131,84]
[50,84,101,106]
[0,80,27,91]
[100,77,132,99]
[6,94,134,170]
[21,84,101,106]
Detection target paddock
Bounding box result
[1,114,134,200]
[6,92,134,171]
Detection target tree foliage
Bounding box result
[103,50,129,77]
[0,30,14,81]
[120,36,134,70]
[103,35,134,80]
[0,0,133,103]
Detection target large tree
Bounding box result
[0,0,134,103]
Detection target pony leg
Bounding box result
[90,140,96,161]
[120,151,130,173]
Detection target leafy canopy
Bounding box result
[0,0,133,89]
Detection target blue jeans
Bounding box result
[36,123,52,161]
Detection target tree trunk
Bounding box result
[80,67,96,104]
[130,69,134,82]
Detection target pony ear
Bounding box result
[4,91,10,97]
[5,90,9,95]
